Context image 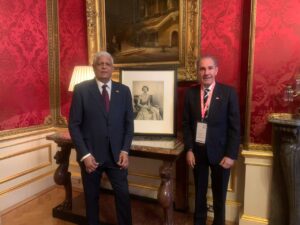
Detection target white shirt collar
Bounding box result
[96,79,112,90]
[202,81,215,91]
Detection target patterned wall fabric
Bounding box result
[250,0,300,143]
[201,0,243,90]
[59,0,88,119]
[0,0,50,130]
[1,0,299,145]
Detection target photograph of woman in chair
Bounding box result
[135,85,162,120]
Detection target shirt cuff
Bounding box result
[121,150,128,155]
[80,153,91,162]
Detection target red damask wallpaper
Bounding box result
[59,0,88,119]
[250,0,300,143]
[0,0,50,130]
[201,0,245,136]
[201,0,243,91]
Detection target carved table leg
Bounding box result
[157,161,174,225]
[53,144,72,210]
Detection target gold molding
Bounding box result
[47,0,67,127]
[86,0,201,81]
[241,214,268,224]
[242,150,273,158]
[0,0,62,137]
[0,144,52,160]
[0,144,52,184]
[0,128,55,144]
[0,125,53,139]
[244,0,257,148]
[0,170,54,196]
[247,143,272,151]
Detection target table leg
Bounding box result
[53,145,72,210]
[157,161,174,225]
[175,152,189,211]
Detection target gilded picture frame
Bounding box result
[86,0,201,81]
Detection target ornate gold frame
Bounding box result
[86,0,201,81]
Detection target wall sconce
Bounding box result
[283,75,300,118]
[68,66,95,91]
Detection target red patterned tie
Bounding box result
[102,84,110,112]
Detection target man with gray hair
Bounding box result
[69,51,134,225]
[183,55,240,225]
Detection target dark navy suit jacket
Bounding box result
[183,82,240,164]
[68,79,134,163]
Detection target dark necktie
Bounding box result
[102,84,110,112]
[204,88,210,105]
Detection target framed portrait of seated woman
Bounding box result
[85,0,201,81]
[120,68,176,136]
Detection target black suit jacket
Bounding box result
[182,82,240,164]
[68,79,134,163]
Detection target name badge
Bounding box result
[196,122,207,144]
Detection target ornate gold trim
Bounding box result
[0,144,52,184]
[247,143,272,151]
[242,150,273,158]
[244,0,257,149]
[86,0,201,81]
[0,125,53,139]
[241,214,268,224]
[0,170,54,196]
[0,162,51,185]
[47,0,67,127]
[0,144,52,160]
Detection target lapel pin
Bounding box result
[216,97,220,100]
[115,90,119,93]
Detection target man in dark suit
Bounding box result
[69,51,134,225]
[183,55,240,225]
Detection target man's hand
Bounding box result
[117,151,129,169]
[83,155,99,173]
[219,156,235,169]
[186,150,196,168]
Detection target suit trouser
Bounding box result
[80,161,132,225]
[193,152,231,225]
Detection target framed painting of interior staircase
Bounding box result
[85,0,201,81]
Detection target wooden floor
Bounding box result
[1,187,235,225]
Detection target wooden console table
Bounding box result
[47,131,188,225]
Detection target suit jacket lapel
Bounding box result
[193,86,202,121]
[109,82,121,118]
[88,79,108,118]
[208,83,221,120]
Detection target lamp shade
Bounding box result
[68,66,95,91]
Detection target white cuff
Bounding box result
[80,153,91,162]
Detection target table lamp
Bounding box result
[68,66,95,91]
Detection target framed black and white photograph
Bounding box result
[120,68,176,136]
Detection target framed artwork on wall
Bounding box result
[86,0,201,81]
[120,68,177,136]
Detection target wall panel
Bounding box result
[0,0,50,131]
[59,0,88,119]
[250,0,300,143]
